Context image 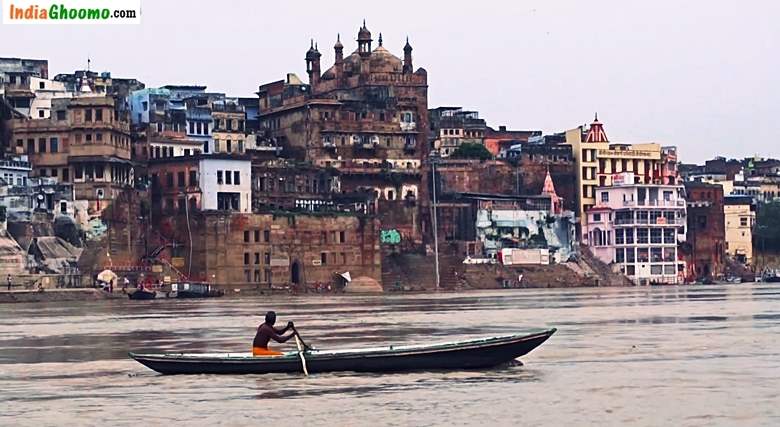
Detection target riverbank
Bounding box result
[0,288,126,304]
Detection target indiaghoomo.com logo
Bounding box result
[3,0,141,24]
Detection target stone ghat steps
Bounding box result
[381,253,465,290]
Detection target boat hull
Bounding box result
[129,329,556,375]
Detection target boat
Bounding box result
[128,288,156,300]
[169,282,224,299]
[129,328,556,375]
[762,269,780,283]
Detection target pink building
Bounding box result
[583,172,688,285]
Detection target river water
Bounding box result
[1,284,779,426]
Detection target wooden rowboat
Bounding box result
[129,328,556,375]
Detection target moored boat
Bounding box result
[129,328,556,375]
[128,288,156,300]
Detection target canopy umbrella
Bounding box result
[97,269,118,283]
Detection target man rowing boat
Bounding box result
[252,311,296,356]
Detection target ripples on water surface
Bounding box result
[1,284,780,426]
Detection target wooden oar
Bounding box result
[293,329,309,376]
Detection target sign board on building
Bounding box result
[171,257,185,268]
[312,260,322,266]
[163,276,171,284]
[152,265,163,273]
[380,229,401,245]
[269,256,290,267]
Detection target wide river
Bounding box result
[1,284,779,426]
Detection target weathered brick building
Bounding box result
[256,23,428,247]
[512,142,577,212]
[155,211,381,289]
[683,181,725,280]
[9,95,132,212]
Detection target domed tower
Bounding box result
[333,33,344,81]
[403,36,413,74]
[305,39,321,88]
[357,20,372,57]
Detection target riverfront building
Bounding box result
[583,172,688,285]
[565,115,666,222]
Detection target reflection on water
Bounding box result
[1,284,780,426]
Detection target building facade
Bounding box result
[583,173,688,285]
[256,23,428,246]
[566,115,665,222]
[723,195,755,264]
[684,182,726,280]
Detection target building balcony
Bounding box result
[622,199,686,207]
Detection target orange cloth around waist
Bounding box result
[252,347,283,356]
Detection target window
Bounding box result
[650,228,662,244]
[75,165,83,179]
[95,109,103,121]
[320,252,327,265]
[615,229,624,244]
[263,230,270,242]
[38,110,45,118]
[86,134,92,142]
[664,265,676,275]
[244,230,250,243]
[615,248,625,263]
[651,248,662,262]
[626,265,636,276]
[177,171,185,187]
[50,137,58,153]
[95,166,104,179]
[217,170,223,184]
[38,138,46,153]
[663,191,673,201]
[96,133,102,142]
[254,253,260,265]
[226,140,232,153]
[637,248,649,262]
[85,109,92,122]
[189,122,195,134]
[264,252,271,264]
[264,268,272,283]
[62,168,69,182]
[663,229,676,244]
[244,253,250,265]
[197,122,203,134]
[626,247,636,262]
[637,227,649,244]
[740,217,748,227]
[166,172,174,188]
[39,81,45,89]
[593,213,601,222]
[225,171,232,185]
[234,171,240,185]
[601,192,609,202]
[663,247,676,262]
[651,265,663,275]
[340,231,345,243]
[189,170,197,187]
[27,139,34,154]
[341,253,347,265]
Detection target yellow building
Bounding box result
[566,115,663,221]
[724,197,755,264]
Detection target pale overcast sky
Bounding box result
[3,0,778,163]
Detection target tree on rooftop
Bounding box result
[450,143,493,161]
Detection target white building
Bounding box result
[198,156,251,212]
[583,172,688,285]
